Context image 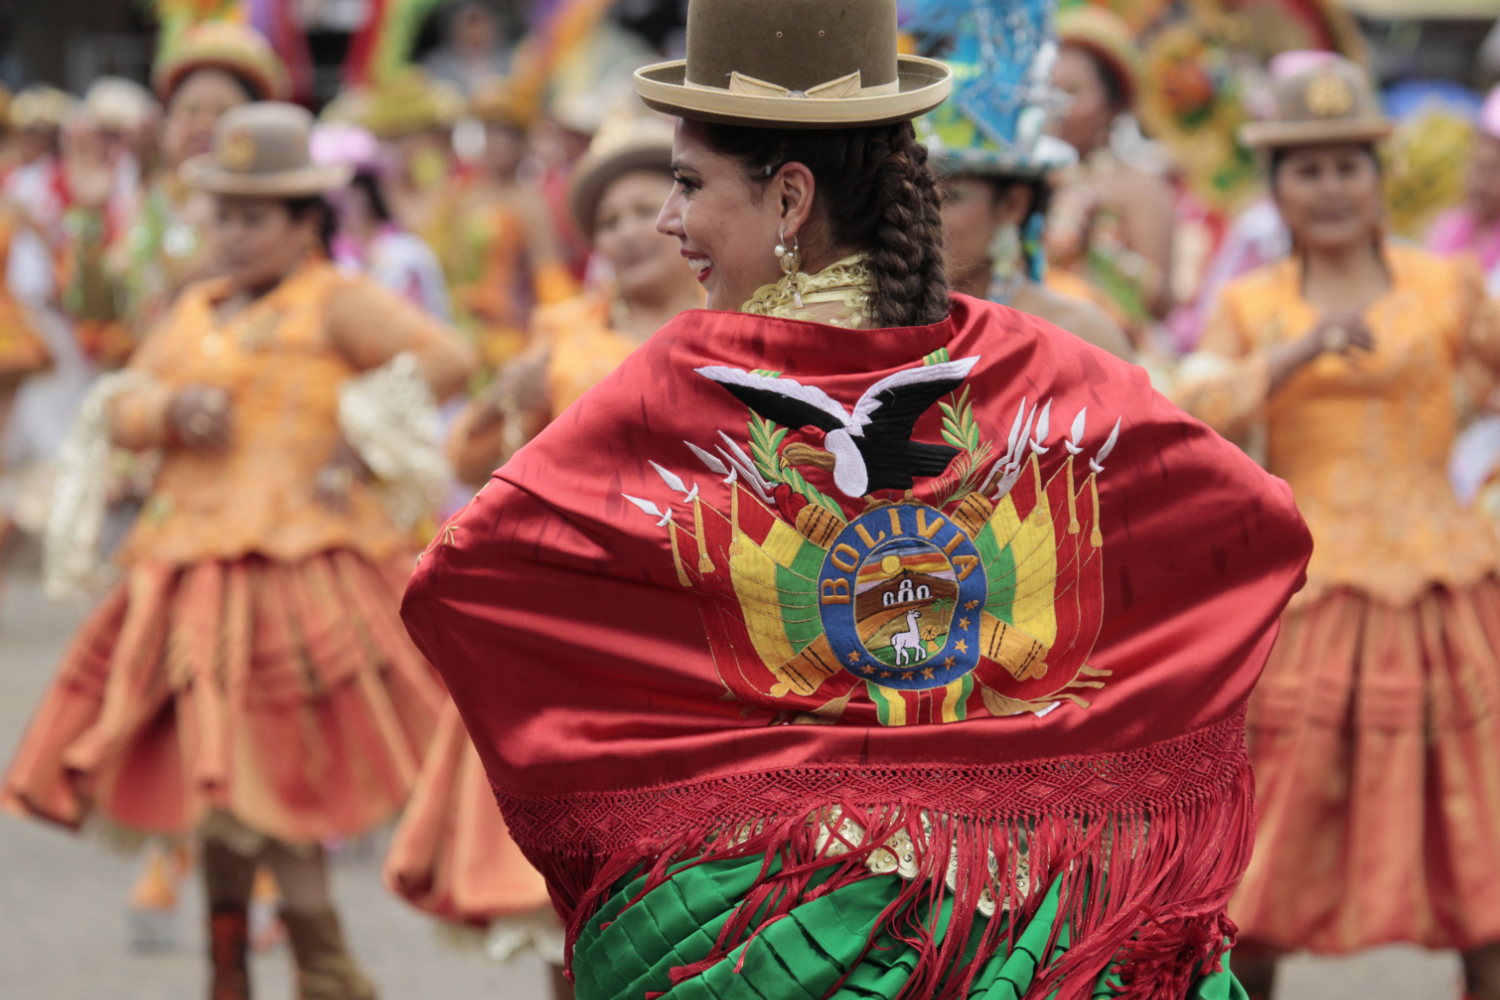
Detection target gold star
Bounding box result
[943,657,956,667]
[860,664,875,675]
[964,600,979,611]
[958,617,970,630]
[955,640,969,654]
[880,671,892,679]
[921,667,935,680]
[847,651,861,665]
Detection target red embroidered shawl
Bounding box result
[403,293,1310,997]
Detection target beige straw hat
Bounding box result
[182,102,353,197]
[1238,55,1392,149]
[568,115,676,236]
[635,0,951,128]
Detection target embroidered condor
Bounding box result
[695,357,980,497]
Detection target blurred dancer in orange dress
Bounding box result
[1176,58,1500,1000]
[443,76,574,370]
[384,116,698,1000]
[1045,5,1176,332]
[65,23,290,363]
[4,103,477,1000]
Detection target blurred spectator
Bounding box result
[1428,84,1500,289]
[0,85,84,560]
[1046,5,1176,328]
[424,1,512,96]
[335,69,463,247]
[442,75,574,369]
[313,121,454,319]
[63,23,289,363]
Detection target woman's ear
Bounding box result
[992,184,1034,227]
[774,161,817,241]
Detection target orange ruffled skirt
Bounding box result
[2,550,444,845]
[1232,579,1500,953]
[383,701,551,925]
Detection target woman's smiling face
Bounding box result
[655,118,787,311]
[593,169,685,300]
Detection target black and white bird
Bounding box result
[695,356,980,497]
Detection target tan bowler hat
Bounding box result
[568,115,676,236]
[635,0,951,128]
[1239,55,1391,149]
[10,85,76,132]
[182,102,352,197]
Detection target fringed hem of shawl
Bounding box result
[493,709,1253,1000]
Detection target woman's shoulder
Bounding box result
[948,293,1144,381]
[1218,256,1297,305]
[164,274,236,324]
[1387,240,1475,290]
[1018,285,1134,361]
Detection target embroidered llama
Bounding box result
[892,609,927,665]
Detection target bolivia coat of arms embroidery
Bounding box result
[622,350,1119,727]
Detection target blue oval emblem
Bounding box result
[817,503,987,691]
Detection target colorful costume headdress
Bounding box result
[152,21,290,103]
[910,0,1075,179]
[911,0,1076,285]
[333,69,464,141]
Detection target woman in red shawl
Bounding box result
[401,1,1312,997]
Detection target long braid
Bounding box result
[703,120,951,328]
[863,124,948,327]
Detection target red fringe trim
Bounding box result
[493,710,1254,1000]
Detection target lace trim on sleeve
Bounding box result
[338,351,450,531]
[43,370,149,599]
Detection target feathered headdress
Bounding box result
[907,0,1075,177]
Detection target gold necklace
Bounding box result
[741,253,875,329]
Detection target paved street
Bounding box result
[0,557,1464,999]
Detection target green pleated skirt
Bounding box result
[572,854,1248,1000]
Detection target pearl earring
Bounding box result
[775,228,803,308]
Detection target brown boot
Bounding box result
[282,909,376,1000]
[208,906,250,1000]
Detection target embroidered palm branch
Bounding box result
[747,410,846,520]
[934,386,996,505]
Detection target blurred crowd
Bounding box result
[2,0,1498,560]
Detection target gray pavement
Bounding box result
[0,559,1464,999]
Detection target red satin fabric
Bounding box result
[402,294,1311,907]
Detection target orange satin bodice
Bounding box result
[1178,244,1500,605]
[538,293,639,412]
[111,260,473,566]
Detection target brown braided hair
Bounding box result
[702,119,950,328]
